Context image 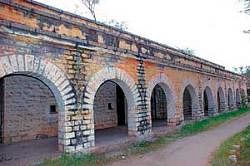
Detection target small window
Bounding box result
[108,103,113,110]
[50,105,57,114]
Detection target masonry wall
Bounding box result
[3,75,58,144]
[94,81,117,130]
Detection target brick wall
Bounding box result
[3,75,58,144]
[93,81,117,130]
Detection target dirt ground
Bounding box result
[111,113,250,166]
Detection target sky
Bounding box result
[36,0,250,71]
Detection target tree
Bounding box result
[233,66,250,77]
[79,0,128,31]
[105,19,128,31]
[241,0,250,14]
[178,47,195,55]
[81,0,99,22]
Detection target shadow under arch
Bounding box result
[203,86,216,116]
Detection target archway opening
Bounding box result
[183,86,193,120]
[0,74,60,162]
[150,84,168,127]
[228,88,234,109]
[217,87,225,113]
[203,91,209,116]
[203,87,215,116]
[94,81,128,145]
[236,89,241,107]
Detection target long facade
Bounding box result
[0,0,247,153]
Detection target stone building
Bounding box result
[0,0,247,153]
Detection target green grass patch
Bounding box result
[43,107,250,166]
[43,154,97,166]
[212,125,250,166]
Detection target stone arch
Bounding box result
[182,84,199,120]
[147,74,176,126]
[84,67,140,144]
[236,88,241,107]
[228,88,234,109]
[0,54,76,151]
[203,86,216,116]
[217,87,226,112]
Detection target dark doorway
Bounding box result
[183,88,192,120]
[0,79,3,144]
[204,91,209,116]
[150,85,167,127]
[217,91,221,112]
[116,85,126,126]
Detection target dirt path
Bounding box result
[111,113,250,166]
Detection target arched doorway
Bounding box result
[183,85,198,120]
[147,75,176,129]
[94,80,128,145]
[0,74,58,145]
[150,84,167,127]
[85,67,140,146]
[0,55,76,155]
[228,88,234,109]
[217,87,226,112]
[203,86,215,116]
[236,89,241,107]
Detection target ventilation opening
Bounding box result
[50,105,57,114]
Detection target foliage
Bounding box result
[104,19,128,31]
[241,0,250,14]
[233,66,250,77]
[178,47,195,55]
[79,1,128,31]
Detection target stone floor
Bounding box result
[95,126,128,146]
[152,120,167,127]
[0,137,61,166]
[92,126,132,153]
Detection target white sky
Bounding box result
[36,0,250,71]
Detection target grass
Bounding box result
[43,154,97,166]
[211,125,250,166]
[43,107,250,166]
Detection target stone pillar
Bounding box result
[135,56,151,137]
